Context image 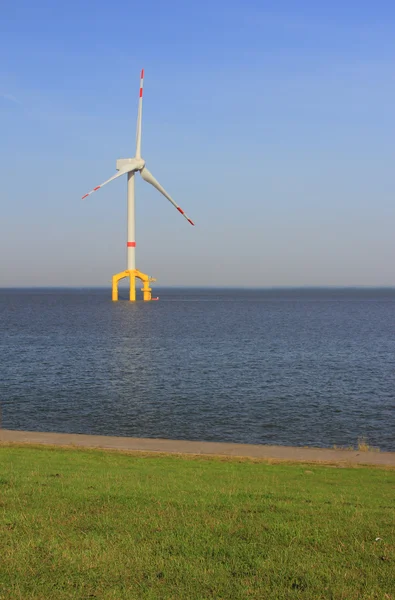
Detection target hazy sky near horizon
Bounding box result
[1,0,395,287]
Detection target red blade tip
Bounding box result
[188,219,195,226]
[82,194,88,199]
[141,69,144,79]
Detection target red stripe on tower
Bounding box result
[127,242,136,247]
[177,207,184,215]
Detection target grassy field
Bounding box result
[0,445,394,599]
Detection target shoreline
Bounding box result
[1,429,395,466]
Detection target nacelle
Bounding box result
[116,158,145,172]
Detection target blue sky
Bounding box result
[1,0,394,286]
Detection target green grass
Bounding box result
[0,446,394,599]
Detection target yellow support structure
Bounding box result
[112,269,156,302]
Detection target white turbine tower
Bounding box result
[82,69,194,301]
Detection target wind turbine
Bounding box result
[81,69,195,301]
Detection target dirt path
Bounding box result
[1,429,394,466]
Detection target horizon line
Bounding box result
[1,285,395,291]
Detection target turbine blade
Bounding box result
[135,69,144,159]
[140,166,195,226]
[81,164,137,199]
